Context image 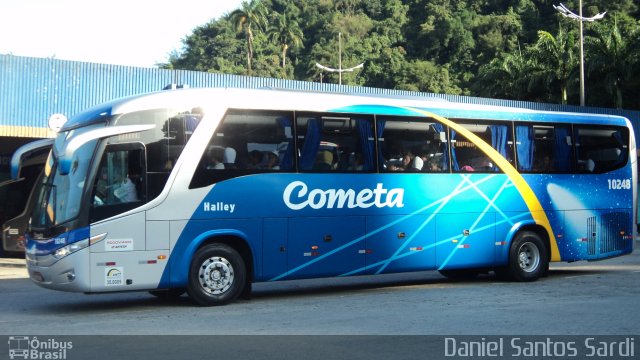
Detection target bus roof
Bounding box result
[61,87,632,132]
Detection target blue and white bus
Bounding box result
[26,88,637,305]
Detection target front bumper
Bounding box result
[26,249,91,292]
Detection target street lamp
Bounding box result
[554,1,606,106]
[315,32,364,85]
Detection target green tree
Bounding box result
[473,47,536,101]
[585,20,639,108]
[160,0,640,110]
[267,12,304,77]
[397,60,461,94]
[230,0,269,75]
[159,17,244,74]
[529,27,578,104]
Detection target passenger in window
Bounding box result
[386,160,403,171]
[314,150,334,171]
[247,150,263,169]
[205,147,225,170]
[533,155,554,172]
[402,151,415,170]
[266,151,280,170]
[112,171,139,202]
[387,150,416,171]
[425,159,442,172]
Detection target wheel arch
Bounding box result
[200,234,255,285]
[503,221,551,263]
[178,229,255,287]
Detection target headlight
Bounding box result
[53,239,89,259]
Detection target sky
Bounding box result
[0,0,244,68]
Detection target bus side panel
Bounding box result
[524,169,634,261]
[90,212,171,292]
[146,220,170,250]
[261,217,288,281]
[436,212,496,270]
[157,219,189,288]
[90,250,169,292]
[365,215,436,275]
[563,209,633,261]
[562,210,593,261]
[286,216,365,279]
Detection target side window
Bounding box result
[575,126,628,173]
[115,107,203,200]
[516,124,574,173]
[190,110,294,188]
[452,122,512,173]
[379,117,449,172]
[296,114,375,172]
[91,143,145,222]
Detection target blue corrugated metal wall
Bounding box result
[2,54,639,140]
[0,55,173,134]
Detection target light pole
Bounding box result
[554,1,606,106]
[315,32,364,85]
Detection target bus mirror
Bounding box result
[10,138,54,180]
[48,113,68,133]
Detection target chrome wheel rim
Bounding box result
[199,256,234,295]
[517,241,540,273]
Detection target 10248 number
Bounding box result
[608,178,631,190]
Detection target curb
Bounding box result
[0,258,26,268]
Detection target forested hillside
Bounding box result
[161,0,640,109]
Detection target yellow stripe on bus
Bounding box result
[402,106,561,261]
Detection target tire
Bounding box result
[149,288,186,299]
[187,243,246,306]
[438,269,479,280]
[504,231,549,282]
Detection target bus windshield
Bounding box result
[31,135,97,231]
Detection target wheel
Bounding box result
[438,269,479,280]
[504,231,548,282]
[187,243,246,306]
[149,288,186,299]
